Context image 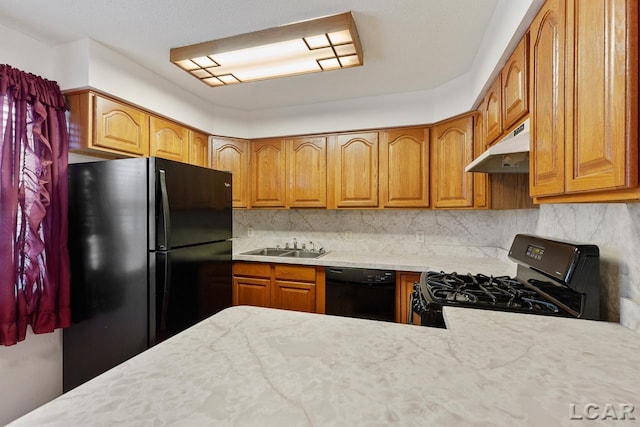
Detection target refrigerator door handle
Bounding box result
[157,252,171,339]
[158,169,171,250]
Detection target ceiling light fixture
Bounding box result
[170,12,363,87]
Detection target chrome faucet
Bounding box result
[293,237,298,249]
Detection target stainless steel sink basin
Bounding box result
[241,248,292,256]
[280,250,326,259]
[240,248,327,259]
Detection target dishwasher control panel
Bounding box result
[325,267,396,284]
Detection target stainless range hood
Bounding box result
[465,118,530,173]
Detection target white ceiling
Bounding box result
[0,0,504,112]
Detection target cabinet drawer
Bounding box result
[274,265,316,282]
[233,262,270,278]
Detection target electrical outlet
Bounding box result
[345,231,352,241]
[416,230,425,243]
[247,226,254,237]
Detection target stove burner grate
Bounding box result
[421,271,560,314]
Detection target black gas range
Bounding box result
[411,234,601,328]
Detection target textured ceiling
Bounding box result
[0,0,500,111]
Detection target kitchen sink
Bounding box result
[242,248,293,256]
[280,250,326,259]
[241,248,327,259]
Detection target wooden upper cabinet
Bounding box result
[379,128,430,208]
[93,94,150,156]
[473,105,489,208]
[484,76,503,145]
[563,0,637,194]
[188,131,209,168]
[150,116,188,162]
[286,136,327,208]
[431,114,474,208]
[211,137,250,208]
[329,132,379,208]
[502,33,529,130]
[529,0,567,197]
[250,139,287,208]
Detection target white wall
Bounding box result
[0,22,53,78]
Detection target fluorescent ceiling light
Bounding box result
[170,12,363,86]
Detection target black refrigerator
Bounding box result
[64,157,232,391]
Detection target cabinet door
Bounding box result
[484,77,503,145]
[529,0,567,197]
[188,130,209,168]
[329,132,378,207]
[395,272,420,324]
[211,137,250,208]
[250,139,287,208]
[233,277,270,307]
[473,107,489,208]
[431,115,474,208]
[273,265,319,313]
[564,0,636,193]
[150,116,188,162]
[286,136,327,208]
[94,95,149,156]
[272,280,316,313]
[502,33,529,130]
[379,128,430,208]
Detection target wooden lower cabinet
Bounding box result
[233,262,271,307]
[395,272,421,325]
[233,262,324,314]
[272,280,316,313]
[235,263,424,323]
[233,276,271,307]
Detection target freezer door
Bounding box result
[65,158,150,392]
[151,240,232,345]
[151,158,232,250]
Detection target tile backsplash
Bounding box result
[233,204,640,331]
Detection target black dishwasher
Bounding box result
[325,267,396,322]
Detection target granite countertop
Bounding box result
[234,250,517,277]
[10,306,640,426]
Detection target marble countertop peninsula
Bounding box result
[10,306,640,426]
[234,250,517,277]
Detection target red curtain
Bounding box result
[0,64,70,346]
